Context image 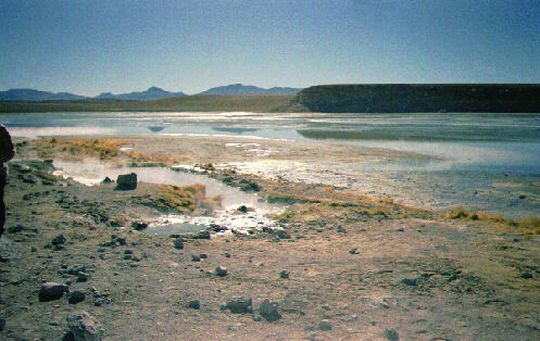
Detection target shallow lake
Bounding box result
[2,111,539,217]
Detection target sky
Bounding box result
[0,0,538,96]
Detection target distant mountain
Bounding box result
[95,86,186,101]
[0,88,87,101]
[197,83,302,96]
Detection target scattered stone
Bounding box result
[318,320,332,331]
[188,300,200,309]
[215,266,228,277]
[520,271,533,279]
[94,297,112,307]
[222,297,253,314]
[224,252,231,258]
[349,247,359,255]
[67,311,103,341]
[124,249,133,255]
[237,205,248,213]
[51,234,66,249]
[384,328,400,340]
[279,270,290,279]
[69,291,86,305]
[101,177,113,184]
[7,224,24,233]
[200,253,208,259]
[77,272,90,282]
[402,278,418,286]
[273,230,291,239]
[115,173,137,191]
[131,221,148,231]
[258,299,281,322]
[191,254,201,262]
[39,282,69,302]
[194,230,211,240]
[173,238,184,250]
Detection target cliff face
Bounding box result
[293,84,540,113]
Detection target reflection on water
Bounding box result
[3,111,539,216]
[52,160,269,210]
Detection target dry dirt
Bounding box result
[0,136,539,340]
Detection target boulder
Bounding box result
[188,300,200,309]
[384,328,400,341]
[222,297,253,314]
[39,282,69,302]
[52,234,66,246]
[69,291,86,305]
[215,266,228,277]
[273,230,290,239]
[67,311,103,341]
[115,173,137,191]
[101,177,113,184]
[173,238,184,250]
[318,320,332,331]
[258,300,281,322]
[131,221,148,231]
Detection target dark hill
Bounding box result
[293,84,540,113]
[0,88,86,101]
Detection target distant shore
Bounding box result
[2,83,540,114]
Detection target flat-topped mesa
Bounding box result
[293,84,540,113]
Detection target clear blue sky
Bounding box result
[1,0,538,96]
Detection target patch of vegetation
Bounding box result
[266,193,320,204]
[139,184,221,214]
[442,207,540,234]
[34,138,128,160]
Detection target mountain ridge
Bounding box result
[0,84,302,101]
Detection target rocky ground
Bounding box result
[0,136,539,340]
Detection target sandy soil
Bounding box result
[0,135,539,340]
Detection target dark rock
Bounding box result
[520,271,533,279]
[222,297,253,314]
[318,320,332,331]
[94,297,112,306]
[101,177,114,184]
[402,278,418,286]
[173,238,184,250]
[67,311,103,340]
[191,255,201,262]
[384,328,400,340]
[194,230,211,240]
[279,270,289,279]
[519,194,527,199]
[115,173,137,191]
[77,272,90,282]
[215,266,228,277]
[200,253,208,259]
[224,252,231,258]
[7,224,24,233]
[188,300,200,309]
[258,300,281,322]
[69,291,86,305]
[39,282,69,302]
[349,247,359,255]
[52,234,66,246]
[0,318,5,332]
[273,230,291,239]
[131,221,148,231]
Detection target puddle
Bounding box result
[52,160,283,234]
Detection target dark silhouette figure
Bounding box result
[0,125,14,237]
